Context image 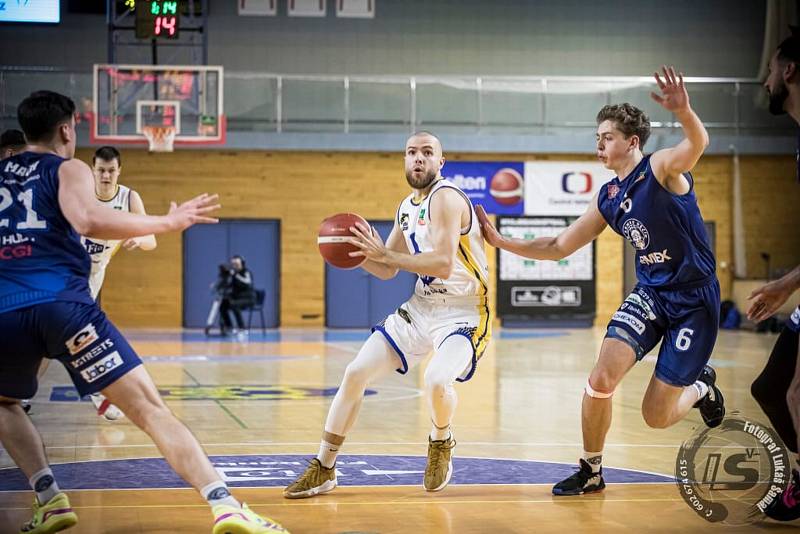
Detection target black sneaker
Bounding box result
[21,400,31,414]
[552,459,605,496]
[693,365,725,428]
[765,468,800,521]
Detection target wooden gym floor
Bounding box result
[1,326,798,533]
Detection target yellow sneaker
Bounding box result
[283,459,337,499]
[212,503,288,534]
[20,492,78,534]
[423,435,456,492]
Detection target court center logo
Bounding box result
[621,218,649,250]
[676,415,789,525]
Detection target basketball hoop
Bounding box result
[142,125,176,153]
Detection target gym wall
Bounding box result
[77,148,799,328]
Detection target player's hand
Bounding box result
[122,238,141,250]
[650,65,690,114]
[747,279,794,323]
[166,193,221,231]
[476,204,505,248]
[346,222,389,263]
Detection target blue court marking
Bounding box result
[48,385,378,403]
[0,454,672,491]
[123,330,371,343]
[497,331,569,340]
[122,330,567,343]
[140,354,319,364]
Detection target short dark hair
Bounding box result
[17,90,75,143]
[777,26,800,63]
[93,146,121,166]
[0,129,26,151]
[596,103,651,149]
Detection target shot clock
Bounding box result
[135,0,180,39]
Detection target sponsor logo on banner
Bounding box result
[442,161,525,215]
[524,162,612,216]
[561,172,593,194]
[65,323,99,356]
[511,286,581,307]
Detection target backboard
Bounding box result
[90,64,225,146]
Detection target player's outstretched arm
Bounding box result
[121,190,157,251]
[476,197,606,260]
[747,264,800,323]
[649,65,710,193]
[58,158,220,238]
[359,222,406,280]
[347,188,463,280]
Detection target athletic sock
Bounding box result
[582,451,603,473]
[317,431,345,469]
[202,481,240,509]
[430,421,451,442]
[30,468,60,505]
[693,380,709,402]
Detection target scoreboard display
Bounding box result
[135,0,180,39]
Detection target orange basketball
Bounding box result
[317,213,370,269]
[489,167,524,206]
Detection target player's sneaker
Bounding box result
[212,503,288,533]
[22,399,32,414]
[283,459,337,499]
[90,393,125,421]
[20,492,78,534]
[765,468,800,521]
[424,435,456,492]
[552,459,606,496]
[693,365,725,428]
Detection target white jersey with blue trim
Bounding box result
[396,179,489,302]
[81,184,131,299]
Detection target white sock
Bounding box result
[30,468,60,505]
[430,422,451,442]
[317,441,340,469]
[202,481,240,509]
[582,451,603,473]
[693,380,709,402]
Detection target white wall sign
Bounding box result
[524,161,613,216]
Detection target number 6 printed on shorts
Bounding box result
[675,328,694,351]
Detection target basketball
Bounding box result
[317,213,370,269]
[489,168,524,205]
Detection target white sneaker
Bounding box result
[90,393,125,421]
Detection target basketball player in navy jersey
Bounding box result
[749,28,800,521]
[0,91,287,533]
[478,66,725,495]
[1,129,26,159]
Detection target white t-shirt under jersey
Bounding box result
[396,179,489,302]
[81,184,131,299]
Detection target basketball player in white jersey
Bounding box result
[284,131,491,498]
[83,146,156,419]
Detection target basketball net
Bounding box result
[142,125,176,153]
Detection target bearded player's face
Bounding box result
[404,134,444,190]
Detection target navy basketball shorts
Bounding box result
[787,306,800,334]
[605,280,721,387]
[0,301,142,399]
